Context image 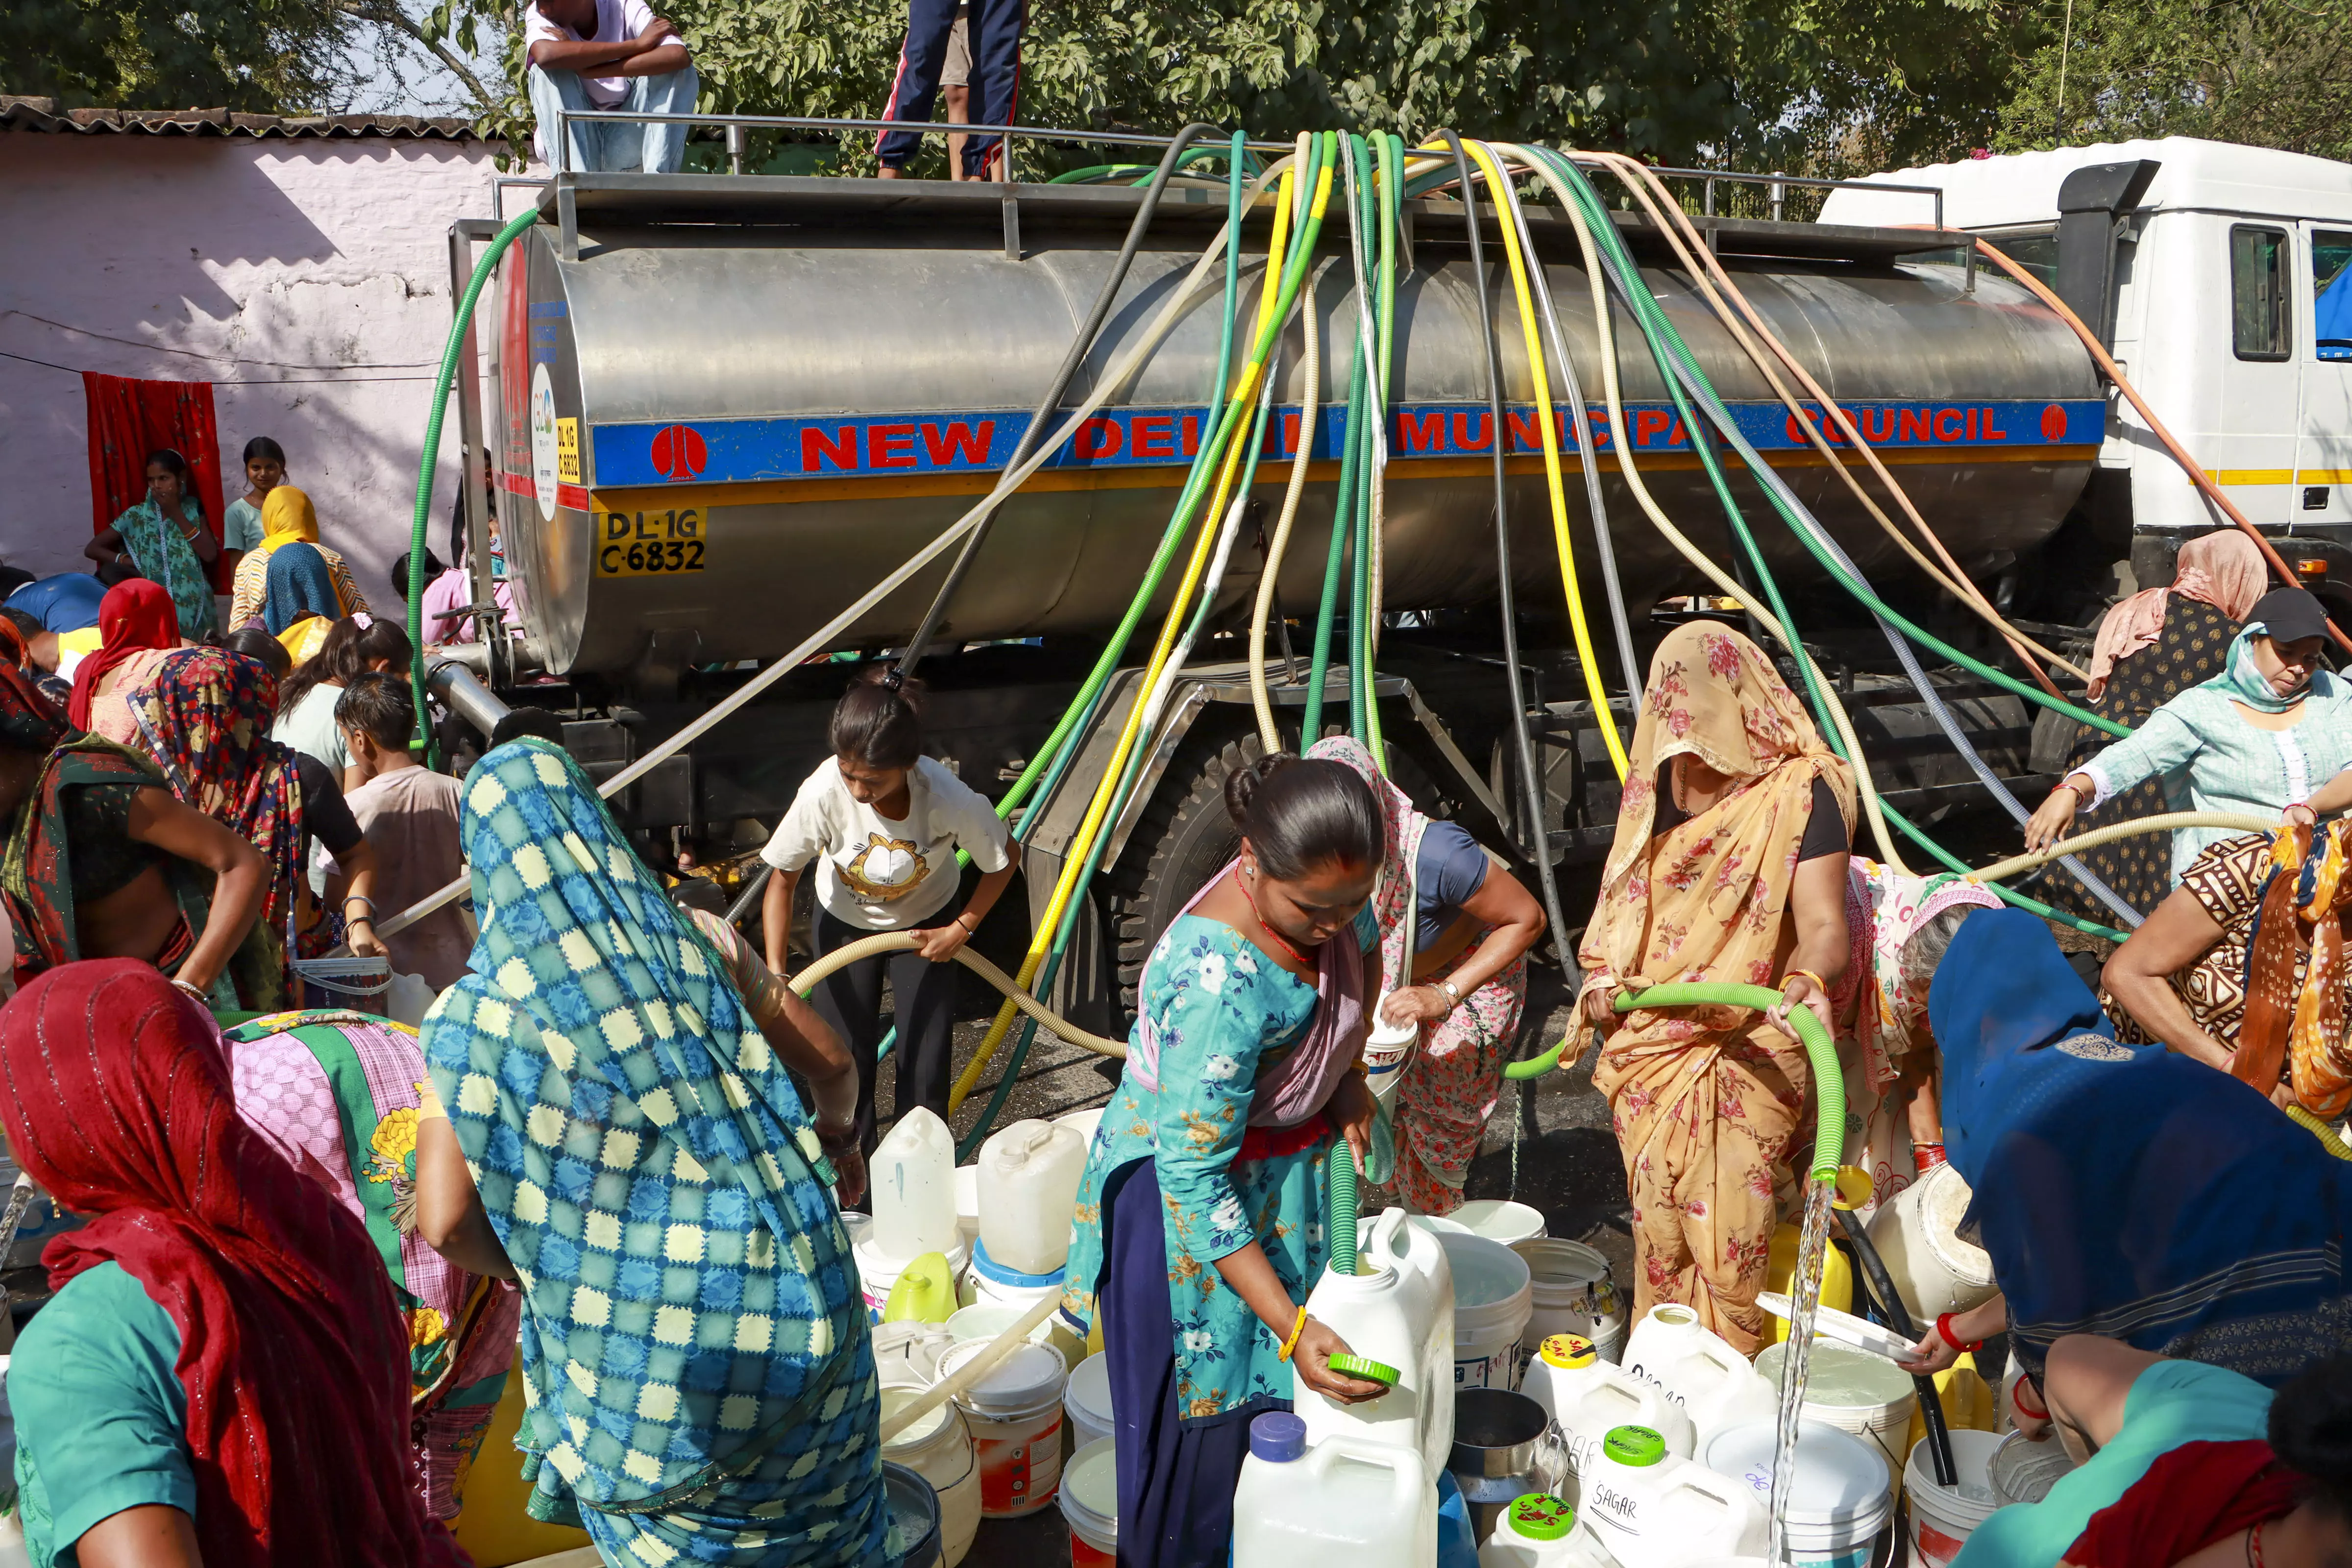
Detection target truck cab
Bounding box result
[1821,137,2352,615]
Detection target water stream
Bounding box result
[1766,1176,1837,1567]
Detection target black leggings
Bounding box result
[807,906,960,1157]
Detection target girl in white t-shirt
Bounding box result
[761,674,1017,1154]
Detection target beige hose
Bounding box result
[1503,148,1911,872]
[1568,148,2085,691]
[877,1290,1063,1443]
[788,931,1128,1057]
[1249,143,1326,753]
[1969,811,2278,884]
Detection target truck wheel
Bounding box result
[1101,723,1262,1012]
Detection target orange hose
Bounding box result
[1972,238,2352,656]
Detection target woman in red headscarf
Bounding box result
[66,578,180,740]
[0,961,471,1567]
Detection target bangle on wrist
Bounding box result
[1935,1311,1984,1354]
[2011,1379,2049,1419]
[1781,967,1828,999]
[1276,1305,1309,1362]
[169,976,208,1002]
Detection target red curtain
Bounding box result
[82,373,230,588]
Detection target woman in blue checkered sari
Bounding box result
[420,738,886,1566]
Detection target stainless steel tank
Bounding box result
[486,177,2101,678]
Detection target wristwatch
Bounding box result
[1438,980,1461,1011]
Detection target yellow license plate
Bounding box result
[596,508,707,577]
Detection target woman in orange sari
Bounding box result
[1577,623,1857,1352]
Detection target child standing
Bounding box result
[761,674,1017,1155]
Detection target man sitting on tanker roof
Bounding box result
[523,0,698,174]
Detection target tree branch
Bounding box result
[338,0,498,113]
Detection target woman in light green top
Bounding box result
[220,436,286,576]
[2027,587,2352,882]
[83,449,218,642]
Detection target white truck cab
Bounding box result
[1822,137,2352,604]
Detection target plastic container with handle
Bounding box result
[975,1118,1088,1275]
[1232,1413,1440,1568]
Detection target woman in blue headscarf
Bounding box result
[2025,586,2352,884]
[419,737,884,1566]
[1925,905,2352,1391]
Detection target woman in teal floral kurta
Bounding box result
[1058,752,1387,1568]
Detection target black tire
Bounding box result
[1100,721,1263,1012]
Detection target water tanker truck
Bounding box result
[431,128,2346,1018]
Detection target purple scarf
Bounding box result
[1128,860,1367,1128]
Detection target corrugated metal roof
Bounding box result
[0,95,494,141]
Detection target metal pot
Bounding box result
[1449,1387,1567,1541]
[882,1460,943,1567]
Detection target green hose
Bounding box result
[406,205,539,763]
[1328,1130,1360,1275]
[1617,983,1844,1179]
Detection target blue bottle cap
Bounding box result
[1250,1411,1308,1463]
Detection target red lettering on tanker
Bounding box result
[922,420,994,466]
[1983,407,2009,439]
[1131,416,1176,460]
[1507,411,1546,451]
[2041,404,2068,441]
[650,424,707,482]
[1396,411,1444,453]
[1900,409,1933,442]
[1934,409,1965,441]
[1074,419,1122,460]
[1453,412,1494,451]
[802,425,859,472]
[1633,411,1671,447]
[867,423,917,469]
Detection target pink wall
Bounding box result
[0,134,506,613]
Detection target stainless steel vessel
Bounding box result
[487,176,2100,679]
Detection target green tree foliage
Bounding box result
[0,0,350,111]
[1995,0,2352,160]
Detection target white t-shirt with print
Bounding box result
[761,756,1012,931]
[524,0,672,106]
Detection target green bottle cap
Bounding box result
[1507,1493,1574,1542]
[1325,1353,1401,1387]
[1603,1424,1666,1467]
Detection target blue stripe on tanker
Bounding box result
[587,399,2107,488]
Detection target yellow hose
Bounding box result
[1968,812,2278,884]
[1498,148,1910,873]
[2288,1105,2352,1161]
[789,931,1128,1057]
[949,142,1338,1112]
[1451,138,1629,779]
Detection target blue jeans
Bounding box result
[877,0,1024,176]
[528,62,699,173]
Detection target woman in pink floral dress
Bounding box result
[1307,737,1545,1215]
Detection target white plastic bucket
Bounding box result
[1904,1427,2006,1567]
[1441,1232,1533,1390]
[855,1235,969,1323]
[1512,1239,1626,1372]
[936,1339,1068,1518]
[1451,1200,1546,1247]
[963,1237,1068,1313]
[1754,1342,1916,1493]
[953,1165,981,1252]
[881,1381,981,1568]
[1065,1351,1116,1452]
[945,1303,1058,1347]
[1706,1418,1891,1568]
[1059,1436,1118,1568]
[1862,1162,1998,1323]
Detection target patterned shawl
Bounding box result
[2086,532,2267,700]
[113,496,217,641]
[129,646,309,951]
[421,739,874,1524]
[1854,860,2003,1094]
[0,962,467,1568]
[1579,622,1855,1010]
[2235,821,2352,1117]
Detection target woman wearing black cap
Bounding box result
[2026,586,2352,885]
